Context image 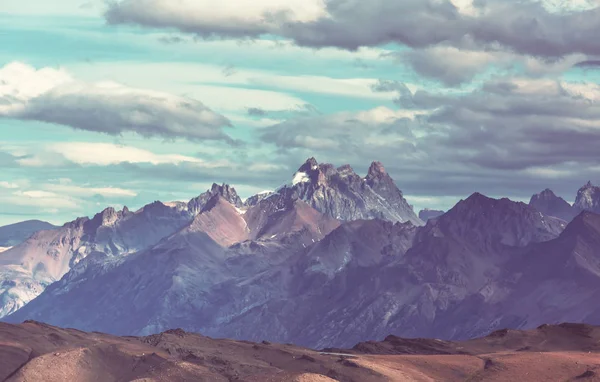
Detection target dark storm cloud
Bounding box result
[106,0,600,58]
[575,60,600,68]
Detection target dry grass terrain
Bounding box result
[2,321,600,381]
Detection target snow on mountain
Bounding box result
[275,158,423,226]
[574,181,600,214]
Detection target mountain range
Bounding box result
[3,158,600,350]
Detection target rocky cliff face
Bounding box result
[529,188,579,222]
[574,181,600,214]
[276,158,423,226]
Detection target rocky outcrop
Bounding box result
[574,181,600,214]
[278,158,423,226]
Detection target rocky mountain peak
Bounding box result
[285,158,422,225]
[336,164,357,178]
[210,183,243,207]
[366,161,387,179]
[529,188,578,222]
[297,157,319,173]
[574,181,600,214]
[85,207,121,232]
[434,192,565,247]
[188,183,243,214]
[535,189,557,199]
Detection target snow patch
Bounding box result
[292,171,311,185]
[0,247,12,253]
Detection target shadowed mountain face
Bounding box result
[529,188,579,222]
[3,321,600,382]
[0,220,57,247]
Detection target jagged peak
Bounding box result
[465,192,491,202]
[367,161,387,178]
[211,182,233,193]
[297,157,319,173]
[530,188,560,202]
[337,164,359,179]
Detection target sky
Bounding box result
[1,0,600,225]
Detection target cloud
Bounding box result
[0,182,19,189]
[47,142,235,167]
[43,183,138,198]
[104,0,600,58]
[6,190,80,210]
[259,77,600,201]
[105,0,326,38]
[0,62,233,142]
[247,107,268,117]
[262,106,426,153]
[393,47,509,86]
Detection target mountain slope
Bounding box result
[0,220,57,247]
[0,183,249,318]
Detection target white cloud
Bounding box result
[0,182,19,189]
[43,183,138,198]
[0,62,233,142]
[66,61,394,115]
[106,0,326,36]
[48,142,234,167]
[247,163,288,172]
[7,190,80,210]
